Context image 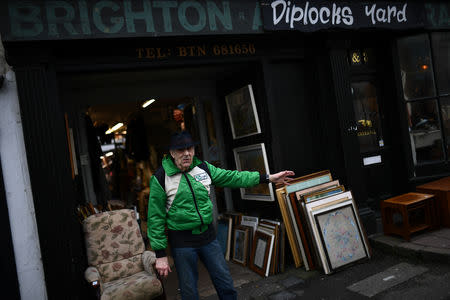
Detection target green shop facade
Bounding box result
[1,0,450,299]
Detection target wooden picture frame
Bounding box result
[217,216,233,261]
[232,225,251,266]
[233,143,274,201]
[275,187,302,268]
[225,84,261,139]
[295,180,340,201]
[241,215,259,235]
[303,186,345,203]
[284,170,332,194]
[305,191,371,274]
[249,229,274,277]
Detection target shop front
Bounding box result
[1,0,449,299]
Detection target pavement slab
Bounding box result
[346,262,428,298]
[268,290,298,300]
[280,276,305,288]
[412,235,450,248]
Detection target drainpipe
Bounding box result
[0,36,48,299]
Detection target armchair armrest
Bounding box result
[85,266,102,287]
[142,250,157,275]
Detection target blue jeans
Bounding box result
[171,238,237,300]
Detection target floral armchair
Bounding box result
[83,209,163,300]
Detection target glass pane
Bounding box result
[406,100,444,164]
[398,34,436,100]
[351,81,383,153]
[440,96,450,157]
[432,33,450,95]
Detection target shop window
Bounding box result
[398,34,436,100]
[351,81,384,153]
[406,100,444,163]
[440,96,450,158]
[397,33,450,169]
[432,33,450,95]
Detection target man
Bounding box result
[147,131,294,300]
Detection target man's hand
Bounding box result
[269,171,295,185]
[155,256,172,279]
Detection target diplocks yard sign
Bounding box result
[260,1,424,32]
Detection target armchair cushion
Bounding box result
[101,271,163,300]
[97,254,144,283]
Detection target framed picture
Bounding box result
[305,191,371,274]
[303,186,345,203]
[232,225,251,266]
[225,84,261,139]
[249,229,274,277]
[233,143,274,201]
[295,180,340,201]
[284,170,332,194]
[275,187,302,268]
[217,216,233,261]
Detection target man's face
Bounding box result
[170,146,195,172]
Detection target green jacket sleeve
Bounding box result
[206,161,260,188]
[147,175,167,256]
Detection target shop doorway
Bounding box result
[59,64,258,237]
[343,45,406,212]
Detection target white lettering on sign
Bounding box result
[365,3,408,25]
[271,1,409,29]
[271,0,353,28]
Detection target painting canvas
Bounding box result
[225,84,261,139]
[315,204,368,270]
[249,230,274,277]
[233,143,274,201]
[305,191,370,274]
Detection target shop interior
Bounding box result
[59,66,239,239]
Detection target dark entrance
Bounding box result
[331,36,408,225]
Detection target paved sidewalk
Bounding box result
[368,227,450,264]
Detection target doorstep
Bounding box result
[369,227,450,264]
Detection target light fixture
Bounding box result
[105,122,123,134]
[105,152,114,157]
[421,64,429,70]
[142,99,156,108]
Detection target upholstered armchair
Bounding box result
[83,209,164,300]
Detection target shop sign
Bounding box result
[0,0,263,41]
[136,43,257,59]
[425,3,450,29]
[261,1,424,32]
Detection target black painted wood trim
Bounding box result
[15,65,88,300]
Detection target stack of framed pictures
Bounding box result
[223,213,285,277]
[275,170,371,274]
[247,218,284,277]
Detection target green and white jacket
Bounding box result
[147,155,262,257]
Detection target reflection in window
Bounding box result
[440,97,450,157]
[432,33,450,95]
[398,34,436,100]
[407,100,444,163]
[351,82,383,153]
